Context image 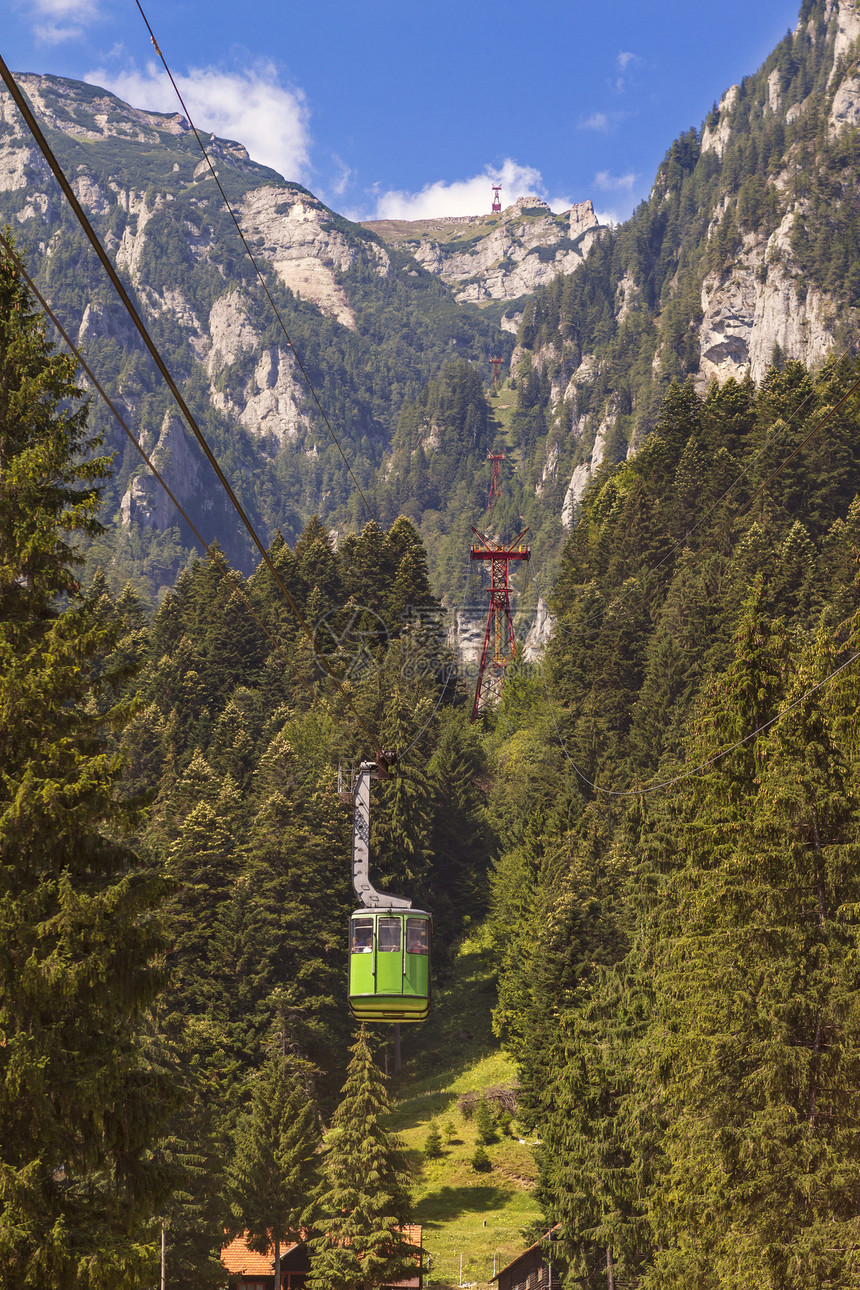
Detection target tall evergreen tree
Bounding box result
[643,595,860,1288]
[230,1053,322,1290]
[309,1028,414,1290]
[0,244,171,1286]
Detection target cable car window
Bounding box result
[351,919,373,953]
[406,919,429,954]
[377,918,401,952]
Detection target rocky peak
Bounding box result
[363,196,605,306]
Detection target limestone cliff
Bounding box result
[364,196,605,308]
[0,70,502,576]
[510,0,860,533]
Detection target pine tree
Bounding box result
[643,595,860,1287]
[471,1145,492,1173]
[423,1122,443,1161]
[0,243,171,1285]
[230,1052,322,1290]
[309,1027,415,1290]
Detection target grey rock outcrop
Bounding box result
[364,197,606,303]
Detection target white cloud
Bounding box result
[367,159,571,221]
[30,0,98,43]
[23,0,97,42]
[594,170,636,193]
[579,112,609,133]
[614,50,640,93]
[86,60,311,181]
[328,156,353,198]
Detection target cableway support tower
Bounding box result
[469,526,530,721]
[487,451,505,511]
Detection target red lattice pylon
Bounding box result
[470,525,530,721]
[487,451,505,511]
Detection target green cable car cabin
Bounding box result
[346,756,432,1024]
[348,908,432,1023]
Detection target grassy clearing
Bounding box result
[386,931,541,1290]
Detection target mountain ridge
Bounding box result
[1,0,859,603]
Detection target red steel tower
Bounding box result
[470,526,530,721]
[491,185,502,213]
[489,356,504,388]
[487,451,505,511]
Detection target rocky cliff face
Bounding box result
[511,0,860,533]
[364,196,605,308]
[0,74,382,474]
[0,71,503,577]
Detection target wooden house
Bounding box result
[490,1228,562,1290]
[221,1224,423,1290]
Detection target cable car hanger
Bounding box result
[346,752,431,1024]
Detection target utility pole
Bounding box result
[160,1224,165,1290]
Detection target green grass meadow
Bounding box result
[386,932,542,1290]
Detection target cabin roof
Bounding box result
[221,1225,423,1282]
[490,1227,561,1282]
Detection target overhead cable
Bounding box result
[0,54,377,745]
[533,573,860,799]
[132,0,378,524]
[0,230,304,686]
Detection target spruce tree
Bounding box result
[0,244,170,1285]
[644,596,860,1287]
[230,1052,322,1289]
[309,1027,414,1290]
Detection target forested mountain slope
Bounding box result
[0,73,507,588]
[3,0,860,609]
[488,352,860,1285]
[513,0,860,534]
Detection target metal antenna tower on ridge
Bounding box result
[469,526,530,721]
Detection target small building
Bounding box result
[221,1225,423,1290]
[491,1228,563,1290]
[221,1234,310,1290]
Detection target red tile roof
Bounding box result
[221,1233,300,1276]
[221,1226,422,1283]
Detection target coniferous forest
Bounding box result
[7,218,860,1285]
[5,1,860,1284]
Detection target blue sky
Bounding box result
[5,0,802,223]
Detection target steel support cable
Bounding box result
[0,54,377,745]
[532,570,860,798]
[132,0,377,524]
[397,546,475,761]
[0,230,309,684]
[549,337,860,644]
